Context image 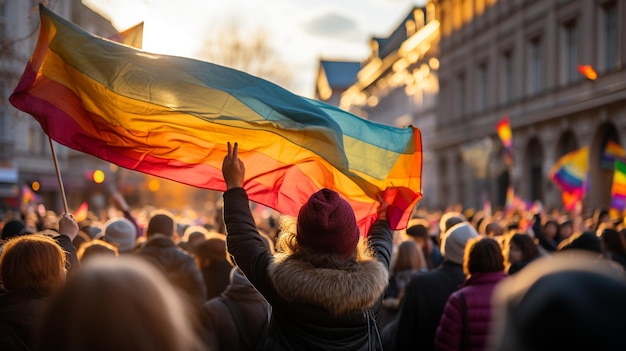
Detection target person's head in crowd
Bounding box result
[558,219,574,240]
[440,222,479,265]
[504,221,520,235]
[276,188,366,262]
[542,219,559,242]
[102,217,137,253]
[473,214,486,234]
[558,231,602,255]
[42,211,59,231]
[194,236,229,269]
[77,239,119,262]
[181,225,211,254]
[406,218,432,251]
[600,228,626,256]
[392,240,426,275]
[72,230,92,251]
[439,211,467,237]
[79,219,103,240]
[146,211,176,238]
[463,236,504,275]
[483,221,503,237]
[508,233,539,266]
[1,219,32,241]
[0,234,66,296]
[490,252,626,351]
[35,256,205,351]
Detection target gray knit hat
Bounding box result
[103,217,137,253]
[441,222,478,264]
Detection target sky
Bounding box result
[83,0,427,97]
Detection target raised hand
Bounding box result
[222,142,245,190]
[377,195,389,222]
[59,213,79,241]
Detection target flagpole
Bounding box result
[48,136,69,214]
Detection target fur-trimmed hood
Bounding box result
[268,256,389,316]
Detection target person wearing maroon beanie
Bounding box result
[295,188,361,258]
[221,142,393,350]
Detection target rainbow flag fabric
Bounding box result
[548,147,589,194]
[610,160,626,211]
[9,5,422,234]
[561,189,583,212]
[601,140,626,169]
[73,202,89,223]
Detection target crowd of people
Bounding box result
[1,142,625,350]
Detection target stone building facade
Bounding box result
[434,0,626,212]
[319,0,625,213]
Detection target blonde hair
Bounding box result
[274,215,374,268]
[35,255,205,351]
[0,234,66,295]
[77,239,119,262]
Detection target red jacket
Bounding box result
[434,271,508,351]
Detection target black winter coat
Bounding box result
[223,188,393,351]
[395,260,466,351]
[202,267,270,351]
[137,236,207,304]
[0,291,49,350]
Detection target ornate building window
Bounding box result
[561,20,578,84]
[455,72,465,119]
[528,36,543,96]
[601,1,618,72]
[476,62,487,112]
[500,50,513,104]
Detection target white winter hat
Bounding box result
[441,222,478,264]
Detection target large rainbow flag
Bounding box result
[9,5,422,234]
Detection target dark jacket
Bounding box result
[137,236,207,304]
[202,260,234,301]
[223,188,392,351]
[395,260,467,351]
[202,267,270,351]
[39,230,79,273]
[0,292,49,350]
[434,271,508,351]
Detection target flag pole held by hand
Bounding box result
[48,136,69,214]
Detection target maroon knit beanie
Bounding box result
[296,188,360,258]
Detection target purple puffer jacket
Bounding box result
[434,271,508,351]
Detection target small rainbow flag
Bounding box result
[577,64,598,80]
[548,147,589,194]
[74,202,89,223]
[601,140,626,169]
[610,160,626,211]
[9,6,422,235]
[496,116,513,151]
